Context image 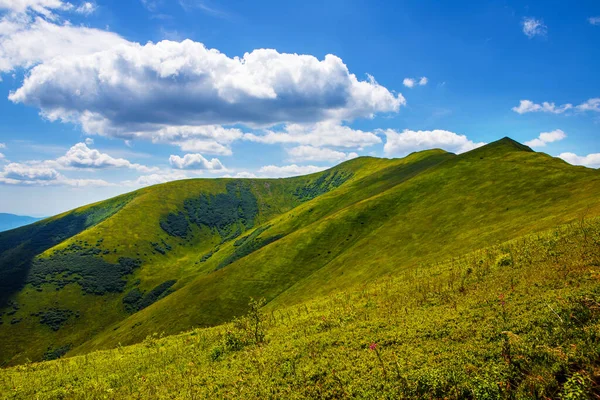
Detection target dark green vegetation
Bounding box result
[2,218,600,398]
[217,225,284,270]
[122,280,177,313]
[0,194,134,306]
[37,308,77,331]
[27,252,141,295]
[0,213,42,233]
[1,137,600,389]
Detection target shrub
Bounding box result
[39,308,75,331]
[43,344,71,361]
[294,170,352,201]
[123,280,177,313]
[27,254,142,295]
[217,228,284,270]
[495,253,513,267]
[160,212,189,238]
[184,182,258,240]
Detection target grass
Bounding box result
[1,137,600,369]
[1,217,599,398]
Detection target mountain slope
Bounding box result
[0,214,42,232]
[3,217,600,398]
[1,138,599,366]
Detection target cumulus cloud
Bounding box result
[0,143,5,148]
[589,17,600,26]
[230,171,257,179]
[512,100,573,114]
[576,98,600,112]
[2,162,59,180]
[127,170,189,187]
[287,145,358,163]
[244,121,381,149]
[558,152,600,168]
[74,2,96,15]
[513,98,600,115]
[257,164,327,178]
[0,142,157,186]
[403,78,415,88]
[84,137,94,145]
[403,77,427,88]
[0,161,111,186]
[8,40,405,138]
[55,142,157,172]
[169,153,225,170]
[522,17,547,38]
[0,0,69,16]
[524,129,566,148]
[383,129,485,157]
[0,13,126,74]
[148,125,242,155]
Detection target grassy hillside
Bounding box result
[0,156,400,365]
[1,137,599,367]
[2,217,599,399]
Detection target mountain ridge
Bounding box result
[1,138,599,365]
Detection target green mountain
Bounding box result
[0,213,42,233]
[3,216,600,398]
[1,137,599,367]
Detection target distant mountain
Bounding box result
[0,213,42,232]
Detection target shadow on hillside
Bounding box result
[0,213,95,308]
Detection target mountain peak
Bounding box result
[492,137,534,152]
[462,137,534,160]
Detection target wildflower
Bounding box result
[369,342,377,351]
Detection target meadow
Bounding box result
[2,217,599,399]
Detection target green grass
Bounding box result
[1,137,600,369]
[1,217,599,398]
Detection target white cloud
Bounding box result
[0,142,157,186]
[402,76,428,88]
[257,164,327,178]
[55,142,157,172]
[9,40,405,138]
[287,146,358,163]
[244,121,381,149]
[2,162,59,180]
[0,13,127,74]
[0,143,5,148]
[383,129,485,157]
[74,2,96,15]
[589,17,600,26]
[522,17,547,38]
[0,153,5,159]
[512,100,573,114]
[576,98,600,112]
[524,129,566,148]
[148,125,242,155]
[558,152,600,168]
[169,153,225,170]
[513,98,600,114]
[127,171,188,187]
[177,140,232,155]
[0,0,70,16]
[231,171,257,179]
[0,161,111,186]
[403,78,415,88]
[84,137,94,145]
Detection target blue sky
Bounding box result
[0,0,599,216]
